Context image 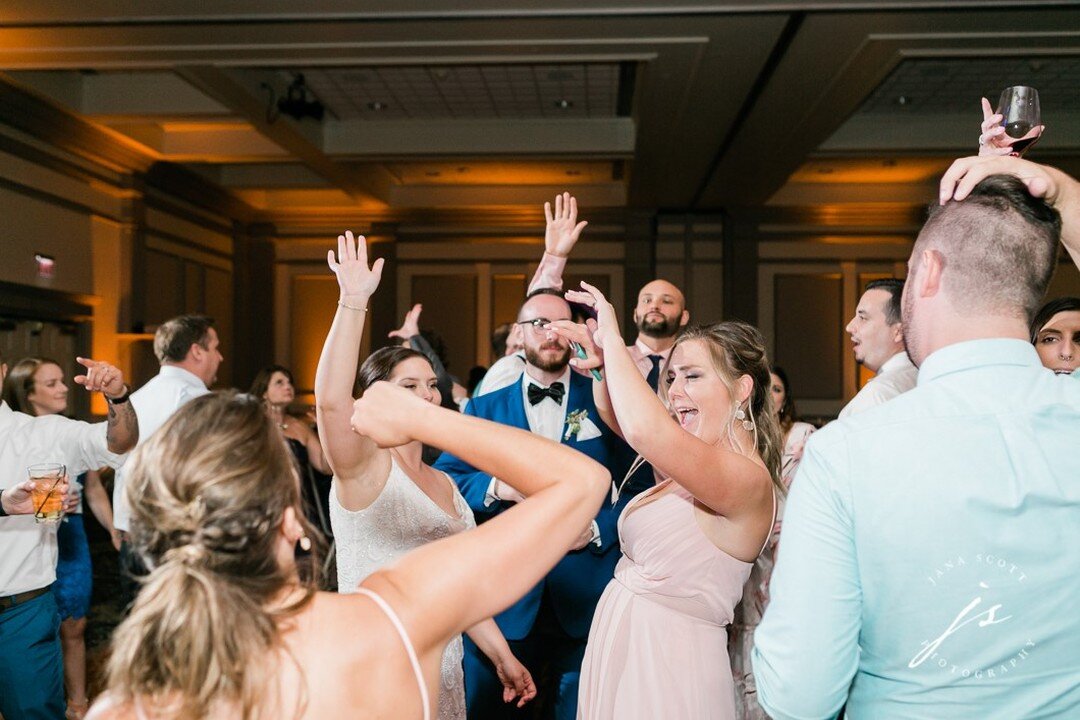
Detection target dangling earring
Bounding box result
[298,534,312,552]
[734,405,754,432]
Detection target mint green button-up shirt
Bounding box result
[753,339,1080,719]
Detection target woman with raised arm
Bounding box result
[314,232,534,718]
[87,378,609,718]
[549,283,783,720]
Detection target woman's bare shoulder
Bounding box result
[302,589,398,654]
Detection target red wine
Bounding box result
[1009,135,1040,155]
[1003,120,1041,155]
[1005,120,1035,138]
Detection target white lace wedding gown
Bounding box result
[330,458,474,720]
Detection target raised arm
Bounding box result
[74,357,138,454]
[314,232,388,508]
[353,382,609,665]
[390,303,456,411]
[545,318,623,438]
[977,97,1043,158]
[939,155,1080,269]
[566,283,771,523]
[527,192,588,293]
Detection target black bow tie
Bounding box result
[528,382,565,406]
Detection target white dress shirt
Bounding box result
[628,339,672,384]
[520,367,572,443]
[482,367,570,507]
[482,367,601,546]
[113,365,209,532]
[0,403,124,595]
[838,350,918,419]
[473,352,526,398]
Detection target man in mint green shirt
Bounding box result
[753,156,1080,719]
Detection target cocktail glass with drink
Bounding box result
[29,463,66,524]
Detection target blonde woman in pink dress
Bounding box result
[550,283,784,720]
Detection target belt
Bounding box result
[0,584,51,612]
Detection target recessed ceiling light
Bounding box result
[896,95,910,106]
[554,99,574,109]
[367,101,387,111]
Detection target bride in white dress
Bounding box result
[315,234,535,719]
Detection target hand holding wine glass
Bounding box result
[980,87,1044,158]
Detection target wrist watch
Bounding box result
[106,385,131,405]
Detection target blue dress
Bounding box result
[54,474,92,620]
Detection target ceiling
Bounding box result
[0,1,1078,224]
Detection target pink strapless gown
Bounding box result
[577,482,755,720]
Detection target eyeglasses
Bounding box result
[515,317,569,332]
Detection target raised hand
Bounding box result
[328,230,384,300]
[546,319,604,372]
[978,97,1043,157]
[544,192,588,257]
[939,155,1059,205]
[388,303,422,341]
[565,281,621,349]
[73,357,126,398]
[349,381,427,448]
[496,654,537,708]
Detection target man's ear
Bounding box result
[0,363,7,384]
[918,249,944,299]
[679,309,690,329]
[890,321,904,345]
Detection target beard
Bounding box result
[900,290,921,367]
[525,342,571,373]
[637,313,680,339]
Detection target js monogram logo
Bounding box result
[909,583,1011,669]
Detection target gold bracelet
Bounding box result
[338,300,368,312]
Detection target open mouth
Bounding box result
[1053,368,1074,375]
[674,407,699,428]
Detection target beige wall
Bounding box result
[0,123,238,400]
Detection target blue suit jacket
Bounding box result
[433,370,650,640]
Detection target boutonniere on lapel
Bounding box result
[564,409,590,441]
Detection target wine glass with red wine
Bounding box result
[996,86,1042,156]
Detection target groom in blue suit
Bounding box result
[435,288,648,719]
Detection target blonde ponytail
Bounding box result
[105,392,323,719]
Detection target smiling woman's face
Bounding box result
[1034,309,1080,375]
[28,362,68,416]
[665,339,735,443]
